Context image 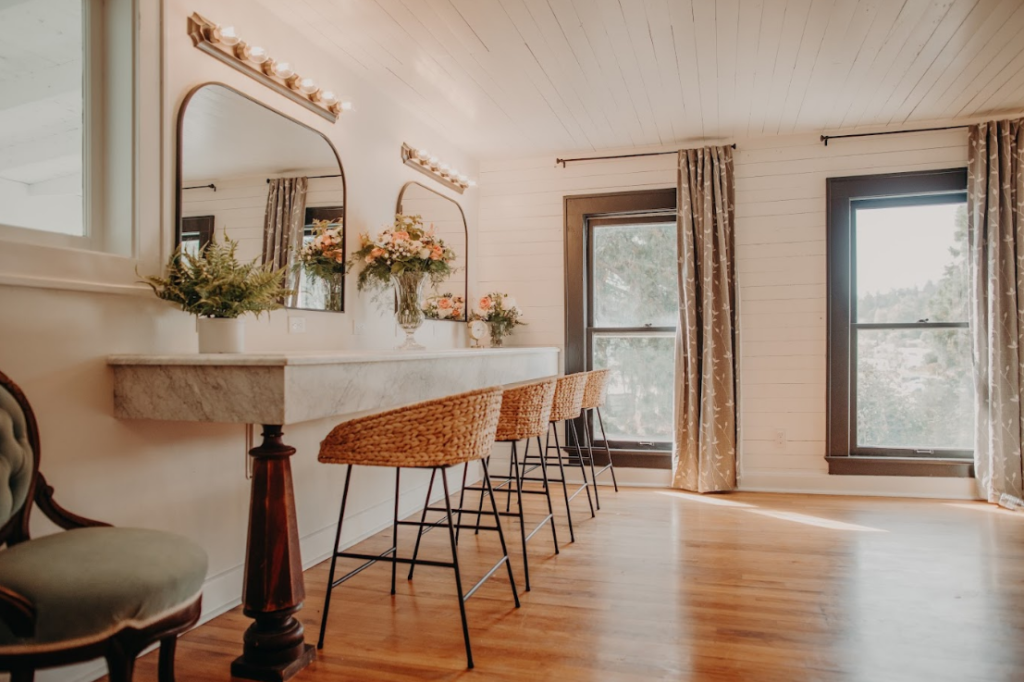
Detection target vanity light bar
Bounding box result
[187,13,352,124]
[401,143,475,194]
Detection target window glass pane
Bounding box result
[593,332,675,443]
[856,328,973,450]
[855,202,968,323]
[592,222,678,328]
[0,0,84,235]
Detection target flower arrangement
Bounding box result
[348,214,455,293]
[473,292,525,346]
[141,234,291,318]
[423,293,466,320]
[297,218,345,280]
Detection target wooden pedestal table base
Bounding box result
[230,426,316,682]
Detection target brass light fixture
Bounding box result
[187,13,351,123]
[401,143,475,194]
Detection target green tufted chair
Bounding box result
[0,370,208,682]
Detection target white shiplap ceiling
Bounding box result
[253,0,1024,156]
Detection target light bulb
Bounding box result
[340,101,354,112]
[457,174,468,184]
[320,90,339,105]
[439,164,450,177]
[218,26,240,46]
[271,61,294,79]
[416,149,429,160]
[428,156,439,169]
[298,77,318,95]
[248,46,268,64]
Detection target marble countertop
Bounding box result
[108,346,560,366]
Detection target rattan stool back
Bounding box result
[318,386,503,468]
[494,378,556,442]
[581,369,610,410]
[548,373,588,422]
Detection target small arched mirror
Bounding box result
[396,182,468,321]
[176,83,347,312]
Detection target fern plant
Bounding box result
[142,234,292,318]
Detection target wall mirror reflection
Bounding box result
[177,83,347,312]
[396,182,467,321]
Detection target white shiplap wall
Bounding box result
[479,129,977,498]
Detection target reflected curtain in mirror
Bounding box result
[673,146,737,493]
[263,177,308,307]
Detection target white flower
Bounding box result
[504,296,518,311]
[418,248,431,259]
[438,307,452,319]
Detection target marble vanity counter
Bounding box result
[108,346,560,425]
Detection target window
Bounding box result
[179,216,214,257]
[827,169,974,477]
[0,0,134,254]
[565,189,676,469]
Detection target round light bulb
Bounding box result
[320,90,339,105]
[271,61,294,79]
[298,77,318,95]
[340,101,354,112]
[417,149,429,160]
[218,26,240,46]
[248,46,269,64]
[457,174,468,183]
[428,156,439,169]
[439,164,450,177]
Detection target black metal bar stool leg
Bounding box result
[407,468,436,581]
[581,410,602,510]
[596,406,620,492]
[566,420,595,518]
[319,463,353,649]
[440,469,474,669]
[391,468,401,595]
[537,435,560,553]
[481,465,521,608]
[510,440,530,591]
[546,429,575,543]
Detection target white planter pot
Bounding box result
[197,317,245,353]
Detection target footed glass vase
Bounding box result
[393,271,426,350]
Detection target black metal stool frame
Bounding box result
[456,438,560,592]
[517,420,595,542]
[317,464,520,669]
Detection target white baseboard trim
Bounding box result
[738,470,980,499]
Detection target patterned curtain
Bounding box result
[969,119,1024,503]
[263,177,309,307]
[673,146,738,493]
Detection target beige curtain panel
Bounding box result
[263,177,309,307]
[673,146,738,493]
[969,119,1024,504]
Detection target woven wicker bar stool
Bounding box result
[520,373,594,542]
[316,386,520,670]
[448,378,559,593]
[576,369,619,510]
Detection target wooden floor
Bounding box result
[134,487,1024,681]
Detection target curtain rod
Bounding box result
[820,125,968,146]
[266,173,342,184]
[183,183,216,191]
[555,144,737,168]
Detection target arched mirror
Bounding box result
[176,83,347,312]
[396,182,468,321]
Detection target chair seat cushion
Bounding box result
[0,527,207,651]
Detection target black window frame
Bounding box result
[564,189,677,470]
[826,168,974,478]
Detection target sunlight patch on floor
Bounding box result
[945,502,1024,517]
[655,490,756,508]
[747,509,887,532]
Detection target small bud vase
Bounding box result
[393,271,426,350]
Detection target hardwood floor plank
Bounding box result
[127,489,1024,681]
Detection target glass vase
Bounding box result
[489,320,510,347]
[318,273,344,312]
[393,271,426,350]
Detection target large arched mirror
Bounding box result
[396,182,468,321]
[176,83,347,312]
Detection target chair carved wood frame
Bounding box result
[0,370,201,682]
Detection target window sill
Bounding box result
[826,456,974,478]
[562,447,672,470]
